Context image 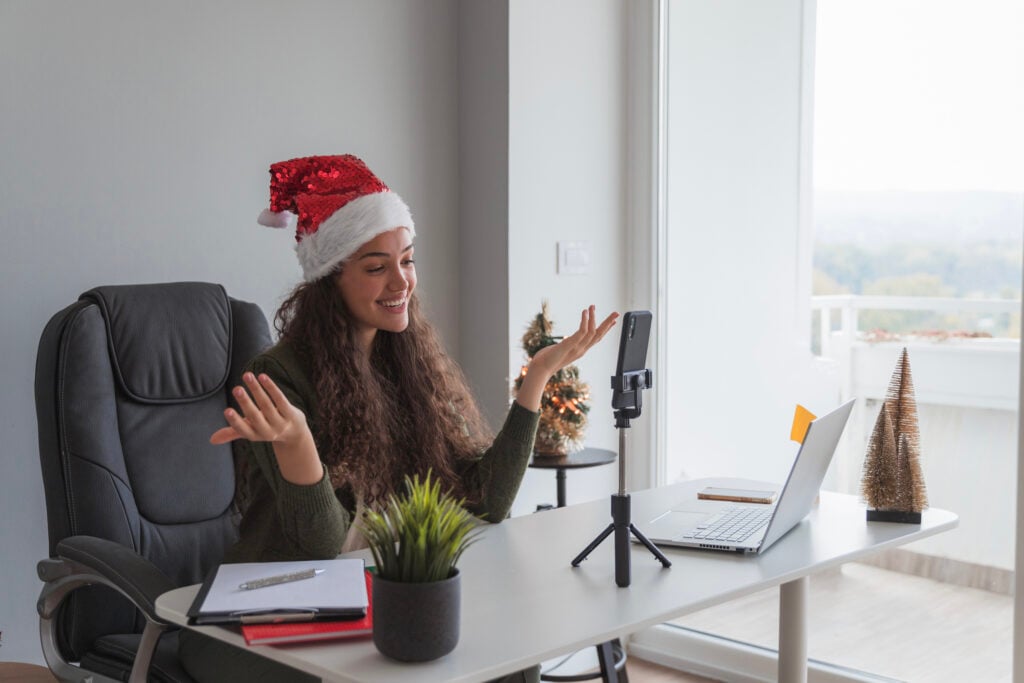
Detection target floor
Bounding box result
[659,561,1013,682]
[542,649,716,683]
[628,657,716,682]
[0,662,56,682]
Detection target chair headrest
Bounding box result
[82,283,232,403]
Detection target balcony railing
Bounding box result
[812,295,1020,410]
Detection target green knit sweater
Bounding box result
[223,340,540,564]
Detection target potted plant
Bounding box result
[360,472,482,662]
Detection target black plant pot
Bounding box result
[372,570,461,662]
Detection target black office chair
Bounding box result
[34,283,272,683]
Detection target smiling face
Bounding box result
[335,227,417,351]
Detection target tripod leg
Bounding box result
[571,523,615,567]
[629,524,672,567]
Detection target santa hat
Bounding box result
[258,154,415,282]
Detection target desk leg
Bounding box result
[778,576,808,683]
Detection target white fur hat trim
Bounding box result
[296,191,415,282]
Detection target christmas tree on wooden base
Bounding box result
[861,347,928,523]
[514,302,590,456]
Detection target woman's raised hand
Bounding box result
[211,372,323,485]
[210,372,309,447]
[515,306,619,412]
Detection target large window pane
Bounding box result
[661,1,1022,680]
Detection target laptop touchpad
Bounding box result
[650,510,708,531]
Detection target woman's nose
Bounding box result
[388,271,408,291]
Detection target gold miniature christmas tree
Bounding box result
[514,302,590,456]
[861,347,928,522]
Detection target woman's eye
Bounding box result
[367,265,385,274]
[402,259,416,267]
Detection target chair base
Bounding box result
[540,639,628,682]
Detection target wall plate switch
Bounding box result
[557,241,590,275]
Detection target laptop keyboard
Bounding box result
[681,506,773,543]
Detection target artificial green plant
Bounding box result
[360,472,482,583]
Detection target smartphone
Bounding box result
[615,311,652,376]
[697,487,777,504]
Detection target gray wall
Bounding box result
[0,0,461,663]
[458,0,510,429]
[1,0,632,664]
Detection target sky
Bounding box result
[813,0,1024,192]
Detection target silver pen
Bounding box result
[239,568,325,591]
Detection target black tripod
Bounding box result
[571,368,671,587]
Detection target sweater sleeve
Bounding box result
[461,402,540,523]
[235,352,350,561]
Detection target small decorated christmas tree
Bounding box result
[514,302,590,456]
[861,347,928,523]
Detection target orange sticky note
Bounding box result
[790,404,816,443]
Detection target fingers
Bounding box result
[232,381,273,435]
[256,373,292,412]
[242,372,295,428]
[209,426,240,445]
[576,306,616,348]
[593,312,619,342]
[558,306,619,364]
[216,372,294,445]
[221,404,260,442]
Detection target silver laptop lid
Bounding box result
[759,398,856,552]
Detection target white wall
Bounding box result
[663,0,839,486]
[0,0,460,663]
[506,0,630,515]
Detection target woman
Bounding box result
[179,155,617,682]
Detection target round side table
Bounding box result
[528,447,616,509]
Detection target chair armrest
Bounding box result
[38,536,175,622]
[37,537,179,683]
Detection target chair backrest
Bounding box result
[35,282,272,659]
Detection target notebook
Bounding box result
[242,571,374,645]
[187,558,368,625]
[644,398,855,554]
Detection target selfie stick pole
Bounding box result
[571,369,671,587]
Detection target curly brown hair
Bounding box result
[274,276,491,505]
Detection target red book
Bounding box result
[241,571,373,646]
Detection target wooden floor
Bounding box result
[0,662,56,682]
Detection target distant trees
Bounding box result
[813,244,1021,338]
[815,242,1021,300]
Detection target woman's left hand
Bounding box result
[515,306,619,412]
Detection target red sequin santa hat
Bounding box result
[258,154,415,281]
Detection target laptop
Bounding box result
[645,398,855,554]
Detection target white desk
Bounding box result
[156,479,957,683]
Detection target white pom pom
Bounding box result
[258,209,295,229]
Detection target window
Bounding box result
[646,1,1023,680]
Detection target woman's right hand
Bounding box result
[210,372,309,446]
[211,372,323,485]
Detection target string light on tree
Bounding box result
[514,301,591,456]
